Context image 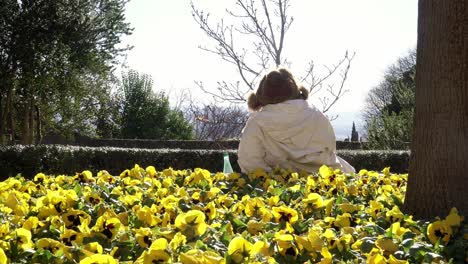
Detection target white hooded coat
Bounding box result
[238,99,355,174]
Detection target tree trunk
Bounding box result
[7,98,14,145]
[28,97,34,144]
[35,104,42,144]
[20,102,31,145]
[404,0,468,219]
[0,83,13,143]
[0,93,4,142]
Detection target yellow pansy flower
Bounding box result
[34,173,49,184]
[322,229,338,249]
[96,170,115,185]
[247,220,263,235]
[203,201,217,220]
[62,209,91,229]
[272,206,298,224]
[135,227,153,248]
[180,249,225,264]
[81,242,104,258]
[249,168,268,181]
[303,193,324,212]
[12,228,34,251]
[0,222,10,238]
[375,236,398,254]
[389,222,407,239]
[139,238,171,263]
[319,165,334,179]
[36,238,64,255]
[324,198,335,217]
[294,234,313,252]
[75,170,95,183]
[318,247,332,264]
[245,197,266,218]
[334,213,352,229]
[367,200,384,219]
[251,240,271,257]
[0,248,7,264]
[382,167,391,177]
[22,216,44,232]
[427,220,452,245]
[386,206,404,223]
[274,233,298,257]
[345,183,359,196]
[267,195,280,206]
[145,166,157,178]
[93,214,122,240]
[339,203,363,213]
[80,254,118,264]
[135,205,160,227]
[366,248,387,264]
[337,233,354,252]
[61,228,85,246]
[175,210,207,237]
[445,207,462,227]
[388,255,408,264]
[228,236,253,263]
[169,232,186,251]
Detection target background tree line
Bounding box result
[362,49,416,150]
[0,0,193,142]
[0,0,414,145]
[0,0,132,144]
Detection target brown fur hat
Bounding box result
[248,68,309,111]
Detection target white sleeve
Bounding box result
[237,117,270,173]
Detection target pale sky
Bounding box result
[120,0,418,139]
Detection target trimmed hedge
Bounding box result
[0,145,410,180]
[43,135,365,150]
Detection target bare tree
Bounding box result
[362,49,416,122]
[186,102,249,140]
[168,85,248,141]
[191,0,354,114]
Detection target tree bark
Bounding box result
[28,96,34,144]
[20,102,31,145]
[0,81,13,143]
[35,104,42,144]
[404,0,468,219]
[7,97,14,145]
[0,93,4,142]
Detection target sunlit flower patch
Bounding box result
[0,165,466,263]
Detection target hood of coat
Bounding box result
[251,99,334,149]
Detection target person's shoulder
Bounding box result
[245,111,262,124]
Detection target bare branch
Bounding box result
[191,0,353,113]
[321,52,354,113]
[183,97,249,140]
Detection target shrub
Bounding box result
[0,145,409,180]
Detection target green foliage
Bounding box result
[120,70,193,140]
[0,145,409,180]
[351,122,359,142]
[0,0,133,143]
[365,110,413,150]
[363,50,415,149]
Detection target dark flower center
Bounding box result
[285,246,297,256]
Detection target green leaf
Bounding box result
[424,252,443,262]
[408,243,429,262]
[402,231,416,241]
[390,194,403,207]
[74,184,83,196]
[292,219,311,234]
[360,238,375,253]
[401,238,414,249]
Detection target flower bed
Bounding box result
[0,165,466,263]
